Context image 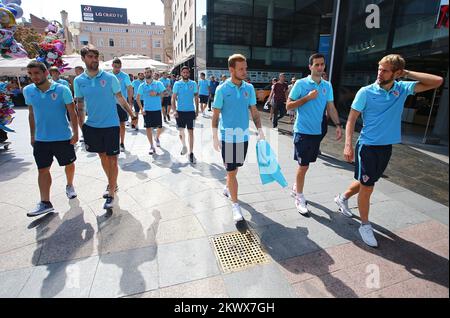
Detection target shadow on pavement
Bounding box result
[240,202,359,298]
[308,200,449,290]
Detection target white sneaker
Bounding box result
[232,203,244,223]
[223,187,230,198]
[180,145,188,156]
[359,224,378,248]
[295,195,309,215]
[66,185,77,200]
[149,147,155,155]
[334,194,353,218]
[27,202,55,217]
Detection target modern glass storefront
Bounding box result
[333,0,449,141]
[196,0,334,85]
[195,0,449,140]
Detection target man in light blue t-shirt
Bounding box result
[136,67,167,155]
[212,54,265,224]
[75,46,136,211]
[336,54,444,248]
[25,61,79,218]
[160,72,173,123]
[172,66,199,164]
[49,66,70,88]
[286,53,342,216]
[131,72,145,130]
[198,72,210,116]
[111,58,133,152]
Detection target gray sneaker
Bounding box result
[66,185,77,200]
[27,202,54,217]
[359,224,378,248]
[180,145,188,156]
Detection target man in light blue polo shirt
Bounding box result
[212,54,265,223]
[75,46,137,211]
[131,72,145,130]
[25,61,79,217]
[172,66,199,164]
[160,72,172,123]
[49,66,70,88]
[286,53,342,216]
[198,72,210,116]
[137,67,167,155]
[337,54,444,248]
[111,58,133,152]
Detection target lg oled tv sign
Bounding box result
[81,5,128,24]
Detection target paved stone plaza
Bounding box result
[0,108,448,298]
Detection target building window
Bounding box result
[181,39,183,52]
[189,24,193,43]
[109,39,115,47]
[81,40,89,45]
[184,33,188,48]
[153,40,161,48]
[184,1,187,17]
[131,40,137,48]
[142,41,147,48]
[154,54,162,62]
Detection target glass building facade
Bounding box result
[196,0,334,84]
[195,0,449,139]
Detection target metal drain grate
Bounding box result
[212,230,270,273]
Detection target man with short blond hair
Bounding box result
[212,54,265,223]
[336,54,444,247]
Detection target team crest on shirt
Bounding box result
[244,91,249,99]
[362,175,370,183]
[51,93,58,101]
[392,90,400,97]
[100,80,107,88]
[323,88,327,95]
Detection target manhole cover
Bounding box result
[212,230,270,273]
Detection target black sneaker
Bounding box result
[120,144,125,152]
[103,185,119,199]
[189,153,197,164]
[103,197,115,210]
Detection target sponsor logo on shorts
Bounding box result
[362,175,370,183]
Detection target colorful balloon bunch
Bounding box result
[0,82,15,132]
[36,20,69,72]
[0,0,27,58]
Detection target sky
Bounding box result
[21,0,165,25]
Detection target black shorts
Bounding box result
[355,142,392,186]
[117,104,129,123]
[222,141,249,172]
[33,140,76,170]
[144,111,163,128]
[82,124,120,156]
[133,100,143,113]
[162,97,171,108]
[199,95,209,104]
[176,111,196,130]
[294,133,322,167]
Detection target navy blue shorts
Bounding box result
[294,133,322,167]
[222,141,249,172]
[199,95,209,104]
[82,124,120,156]
[176,111,196,130]
[144,111,163,129]
[116,104,129,123]
[355,142,392,186]
[33,140,76,170]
